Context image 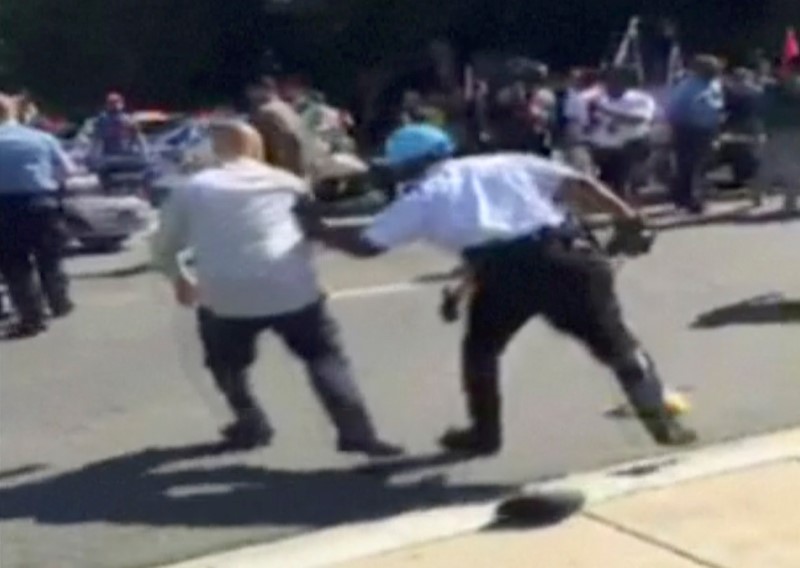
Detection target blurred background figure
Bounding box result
[89,92,150,191]
[562,67,602,174]
[247,76,313,178]
[586,66,657,201]
[667,55,726,213]
[719,67,766,189]
[0,93,76,339]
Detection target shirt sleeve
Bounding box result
[631,94,657,122]
[363,189,431,249]
[150,187,191,280]
[666,81,689,122]
[47,135,76,181]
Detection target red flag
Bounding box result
[782,27,799,76]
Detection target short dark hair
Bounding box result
[605,66,638,88]
[250,75,277,91]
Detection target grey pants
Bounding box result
[197,300,378,444]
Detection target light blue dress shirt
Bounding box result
[667,76,725,130]
[0,122,72,195]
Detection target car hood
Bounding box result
[64,195,151,213]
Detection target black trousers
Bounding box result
[461,234,666,440]
[0,196,71,325]
[672,125,716,207]
[197,300,378,443]
[591,139,651,198]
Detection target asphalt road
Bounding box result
[1,203,799,568]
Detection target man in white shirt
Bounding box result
[562,68,603,174]
[587,67,657,199]
[151,120,402,456]
[305,124,697,455]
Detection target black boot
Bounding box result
[616,350,698,447]
[441,375,502,455]
[440,286,462,323]
[636,408,698,447]
[439,427,501,455]
[219,412,273,452]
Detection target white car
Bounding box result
[62,174,153,251]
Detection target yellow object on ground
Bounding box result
[663,389,692,416]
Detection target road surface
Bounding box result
[1,203,799,568]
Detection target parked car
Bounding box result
[62,174,153,252]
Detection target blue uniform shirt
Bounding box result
[667,76,725,130]
[93,111,142,156]
[0,122,73,195]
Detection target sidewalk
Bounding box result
[342,430,800,568]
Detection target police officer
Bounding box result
[306,124,697,455]
[0,93,75,339]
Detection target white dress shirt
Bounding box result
[564,85,603,142]
[151,158,321,318]
[364,154,575,254]
[587,89,657,149]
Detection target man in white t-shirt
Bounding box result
[562,68,603,174]
[304,124,697,456]
[151,120,402,457]
[587,67,657,198]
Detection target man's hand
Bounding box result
[173,275,198,308]
[606,216,657,257]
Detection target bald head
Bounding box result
[0,93,15,122]
[210,120,265,162]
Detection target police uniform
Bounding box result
[0,120,75,337]
[362,132,695,454]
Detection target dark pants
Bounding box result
[672,125,716,208]
[591,139,651,199]
[0,196,71,325]
[197,300,378,444]
[461,234,668,441]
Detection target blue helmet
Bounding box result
[382,124,456,168]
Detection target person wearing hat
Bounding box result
[151,119,403,456]
[302,123,698,455]
[667,55,726,213]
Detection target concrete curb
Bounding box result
[159,428,799,568]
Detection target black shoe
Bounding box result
[219,420,272,452]
[439,427,501,456]
[440,287,461,323]
[637,411,698,447]
[50,301,75,319]
[686,201,706,215]
[338,438,405,458]
[4,321,46,340]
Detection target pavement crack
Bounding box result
[582,511,728,568]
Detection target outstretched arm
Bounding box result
[295,198,386,258]
[561,174,639,220]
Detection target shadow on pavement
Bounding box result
[0,464,48,483]
[70,263,152,280]
[0,444,507,530]
[693,295,800,329]
[413,267,463,284]
[656,205,799,232]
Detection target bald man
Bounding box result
[151,120,402,456]
[0,93,75,338]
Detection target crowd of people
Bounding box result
[411,54,772,215]
[0,48,794,458]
